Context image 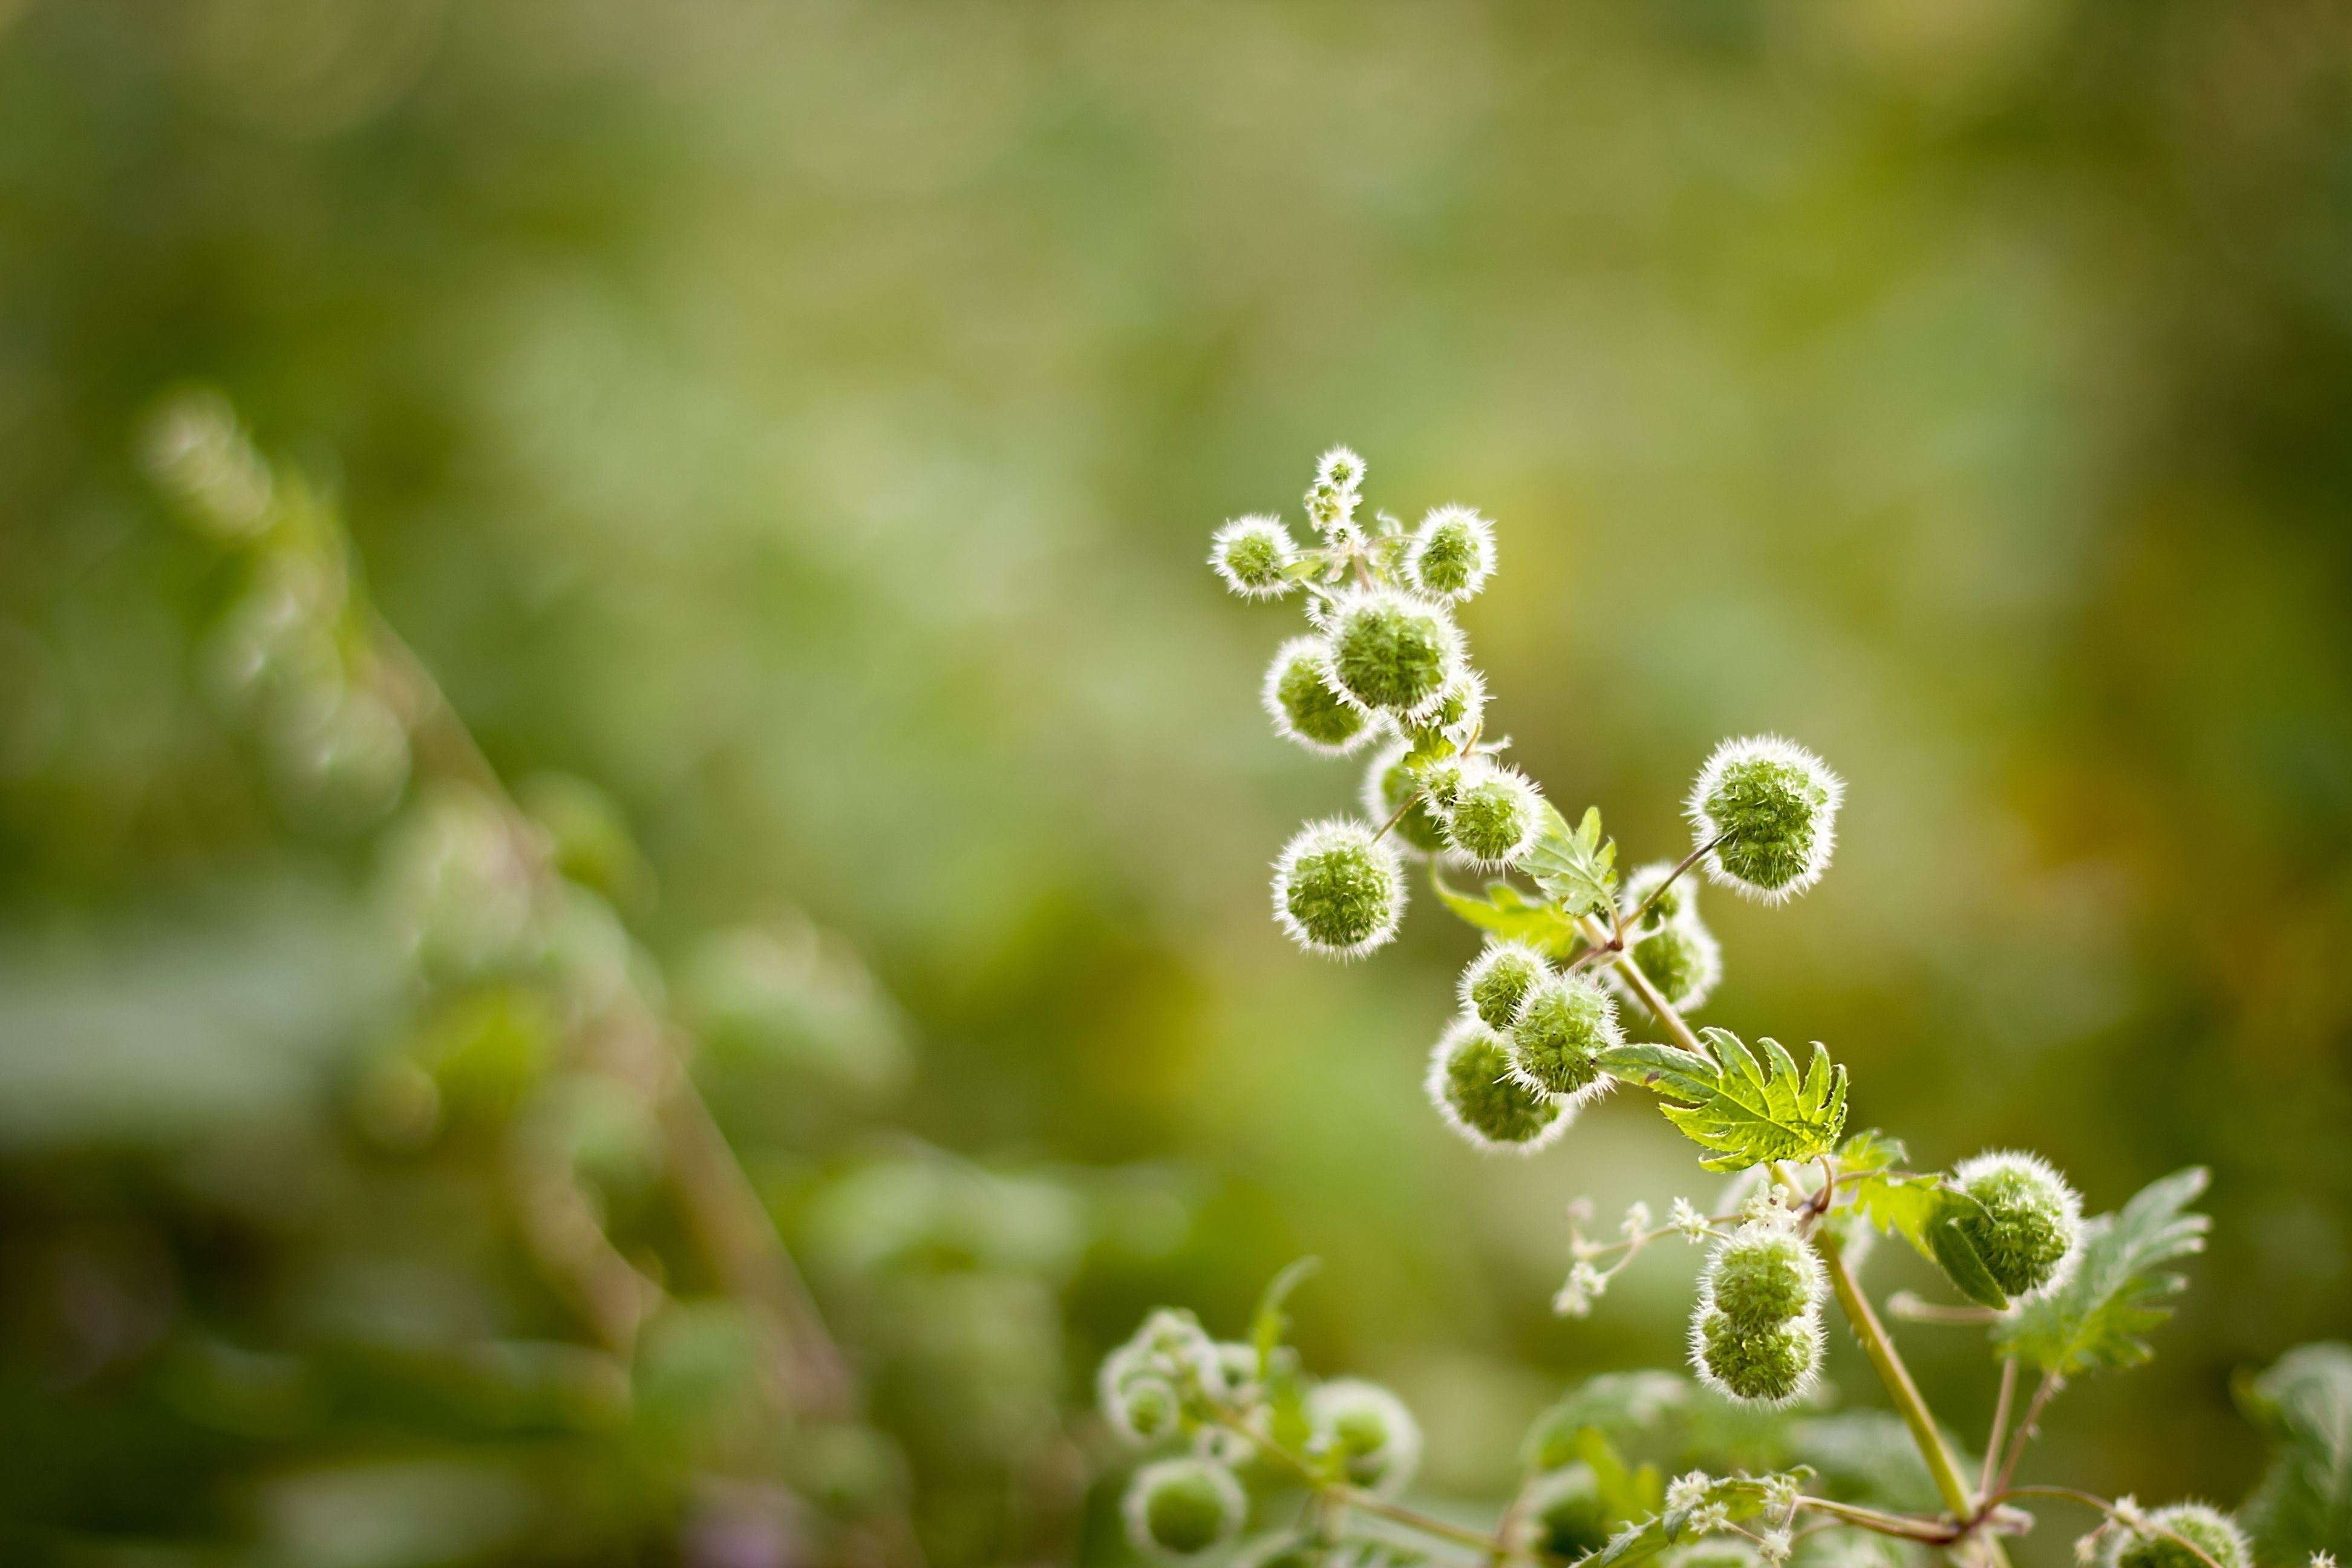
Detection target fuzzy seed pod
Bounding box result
[1426,1018,1567,1152]
[1323,589,1463,724]
[1619,861,1695,929]
[1702,1224,1825,1327]
[1624,922,1723,1012]
[1404,505,1497,601]
[1362,739,1451,856]
[1423,669,1487,744]
[1211,516,1300,598]
[1689,1307,1822,1407]
[1687,736,1844,903]
[1952,1151,2083,1298]
[1123,1458,1246,1557]
[1460,941,1550,1032]
[1443,763,1543,869]
[1263,638,1373,756]
[1508,973,1621,1097]
[1272,818,1405,958]
[1315,445,1366,494]
[1307,1378,1422,1495]
[2111,1504,2252,1568]
[1517,1464,1612,1561]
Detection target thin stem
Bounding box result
[1211,1413,1531,1561]
[1995,1370,2063,1495]
[1371,786,1424,845]
[1981,1360,2019,1503]
[1886,1293,2002,1327]
[1621,834,1724,932]
[1797,1498,1960,1544]
[1573,914,1703,1053]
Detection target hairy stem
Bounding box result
[1982,1359,2019,1503]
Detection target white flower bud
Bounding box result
[1687,736,1844,903]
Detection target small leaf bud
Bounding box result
[1442,762,1543,869]
[1508,973,1621,1097]
[1702,1224,1824,1327]
[1324,588,1463,724]
[1211,516,1301,598]
[1688,1306,1822,1407]
[1404,505,1497,601]
[1272,818,1405,958]
[1426,1018,1567,1152]
[1307,1377,1422,1495]
[2111,1504,2252,1568]
[1123,1458,1246,1557]
[1687,736,1845,903]
[1460,941,1550,1031]
[1952,1151,2084,1298]
[1263,637,1373,756]
[1362,739,1450,856]
[1618,921,1723,1012]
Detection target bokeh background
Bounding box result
[3,1,2349,1564]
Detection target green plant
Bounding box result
[1099,448,2345,1568]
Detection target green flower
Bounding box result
[1272,818,1404,958]
[1123,1459,1245,1557]
[1953,1151,2082,1298]
[1508,973,1619,1097]
[1263,636,1371,755]
[1688,736,1844,902]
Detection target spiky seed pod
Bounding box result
[1702,1224,1825,1327]
[1443,763,1543,869]
[1323,588,1463,724]
[1362,739,1450,855]
[1952,1151,2083,1298]
[1306,1378,1423,1495]
[1272,819,1405,958]
[1123,1458,1246,1557]
[1624,921,1723,1011]
[1619,861,1696,929]
[1687,736,1845,903]
[1515,1463,1612,1561]
[1689,1306,1823,1407]
[1508,973,1621,1097]
[1426,1018,1567,1152]
[2111,1504,2252,1568]
[1404,505,1497,601]
[1210,516,1300,598]
[1315,445,1367,494]
[1422,668,1488,746]
[1263,637,1373,756]
[1460,941,1550,1032]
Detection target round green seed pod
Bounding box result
[1264,637,1373,756]
[1687,736,1844,903]
[1426,1018,1566,1153]
[1211,515,1300,599]
[2112,1504,2252,1568]
[1361,739,1450,855]
[1624,921,1722,1011]
[1689,1307,1821,1407]
[1460,941,1550,1032]
[1272,818,1405,958]
[1324,588,1461,723]
[1618,861,1695,929]
[1307,1378,1422,1495]
[1952,1151,2083,1298]
[1404,505,1495,602]
[1703,1224,1824,1328]
[1443,763,1542,869]
[1517,1464,1611,1560]
[1123,1459,1246,1557]
[1508,973,1620,1097]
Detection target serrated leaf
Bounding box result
[1994,1167,2209,1376]
[2237,1342,2352,1566]
[1598,1028,1847,1172]
[1430,869,1581,955]
[1521,805,1618,918]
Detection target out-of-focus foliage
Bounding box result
[2,0,2350,1562]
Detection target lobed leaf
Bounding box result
[1522,805,1618,919]
[1994,1167,2209,1376]
[1598,1028,1847,1173]
[1430,868,1581,955]
[1837,1134,2010,1311]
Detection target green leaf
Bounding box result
[1838,1140,2010,1312]
[2236,1341,2352,1566]
[1523,1371,1691,1470]
[1251,1256,1320,1448]
[1430,868,1581,955]
[1994,1167,2209,1376]
[1598,1028,1847,1173]
[1521,805,1618,918]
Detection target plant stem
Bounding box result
[1995,1370,2063,1495]
[1982,1359,2019,1503]
[1621,834,1724,932]
[1573,915,1702,1052]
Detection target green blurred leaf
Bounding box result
[1524,1371,1692,1470]
[1252,1256,1321,1371]
[2237,1341,2352,1565]
[1599,1029,1847,1173]
[1521,805,1618,918]
[1429,869,1581,955]
[1994,1167,2209,1375]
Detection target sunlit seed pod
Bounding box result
[1307,1378,1422,1495]
[1461,941,1551,1032]
[1687,736,1845,903]
[1618,860,1696,929]
[2111,1504,2252,1568]
[1689,1305,1822,1407]
[1361,738,1450,856]
[1426,1017,1568,1153]
[1322,588,1463,724]
[1702,1223,1824,1328]
[1272,818,1405,958]
[1442,762,1542,869]
[1515,1463,1612,1561]
[1211,515,1301,599]
[1123,1458,1246,1558]
[1403,504,1496,602]
[1508,973,1621,1097]
[1952,1151,2084,1298]
[1619,920,1723,1012]
[1305,482,1361,546]
[1263,636,1374,756]
[1315,445,1367,495]
[1426,668,1487,745]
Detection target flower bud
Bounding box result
[1460,941,1550,1032]
[1211,516,1301,598]
[1952,1151,2083,1298]
[2111,1504,2252,1568]
[1308,1378,1422,1494]
[1124,1458,1246,1557]
[1702,1224,1824,1327]
[1272,819,1405,958]
[1361,739,1450,856]
[1426,1018,1566,1152]
[1621,921,1722,1012]
[1689,1307,1821,1407]
[1403,505,1495,601]
[1443,762,1542,869]
[1315,445,1366,495]
[1263,637,1373,756]
[1508,973,1620,1097]
[1687,736,1844,903]
[1324,589,1463,724]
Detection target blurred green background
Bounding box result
[3,0,2349,1563]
